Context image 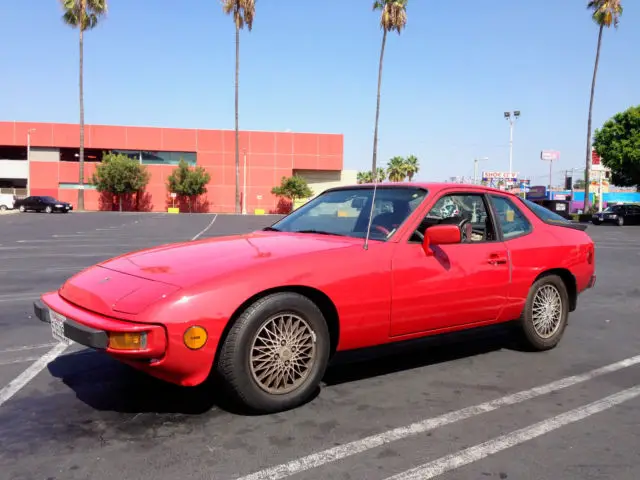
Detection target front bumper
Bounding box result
[34,294,167,358]
[34,299,109,348]
[34,292,217,386]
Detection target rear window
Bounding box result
[520,198,573,226]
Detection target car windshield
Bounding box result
[268,186,428,241]
[603,205,624,213]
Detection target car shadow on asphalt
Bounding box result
[44,323,528,417]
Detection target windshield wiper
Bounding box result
[262,226,281,231]
[293,229,345,236]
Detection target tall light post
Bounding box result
[504,110,520,177]
[26,128,36,196]
[473,157,488,185]
[242,149,247,215]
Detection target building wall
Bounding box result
[294,169,358,199]
[0,121,343,213]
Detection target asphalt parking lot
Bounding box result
[0,213,639,480]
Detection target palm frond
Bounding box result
[374,0,408,34]
[221,0,256,31]
[588,0,623,28]
[59,0,108,30]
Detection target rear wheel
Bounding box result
[0,205,6,211]
[216,292,331,413]
[19,205,25,212]
[517,274,569,351]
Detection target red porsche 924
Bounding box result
[34,183,596,413]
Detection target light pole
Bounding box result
[504,110,520,177]
[26,128,36,196]
[473,157,488,185]
[242,149,247,215]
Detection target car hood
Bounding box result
[97,231,363,288]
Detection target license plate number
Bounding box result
[50,310,72,345]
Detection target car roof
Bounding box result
[325,182,519,198]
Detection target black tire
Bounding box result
[0,205,6,211]
[617,216,624,226]
[45,206,52,214]
[216,292,331,414]
[517,274,569,351]
[19,205,25,212]
[592,219,600,225]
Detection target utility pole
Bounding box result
[504,110,521,177]
[26,128,36,196]
[242,149,247,215]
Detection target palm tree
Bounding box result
[404,154,419,181]
[376,167,387,183]
[222,0,255,213]
[371,0,407,175]
[386,156,407,182]
[357,171,373,184]
[60,0,108,211]
[583,0,623,212]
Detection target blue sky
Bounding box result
[1,1,637,183]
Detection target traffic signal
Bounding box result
[564,176,573,190]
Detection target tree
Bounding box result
[386,155,407,182]
[60,0,108,211]
[404,154,419,181]
[583,0,623,211]
[222,0,255,214]
[357,171,373,184]
[166,159,212,212]
[371,0,407,174]
[91,152,150,211]
[271,175,314,211]
[592,105,640,189]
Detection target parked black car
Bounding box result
[592,204,640,226]
[14,196,73,213]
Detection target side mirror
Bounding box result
[421,224,461,256]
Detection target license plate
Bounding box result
[50,310,72,345]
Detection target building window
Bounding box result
[59,148,103,162]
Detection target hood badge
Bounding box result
[98,276,111,284]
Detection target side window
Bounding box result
[490,195,532,239]
[410,193,497,243]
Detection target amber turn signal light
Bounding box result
[184,326,207,350]
[108,332,147,350]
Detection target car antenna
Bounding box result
[363,172,379,251]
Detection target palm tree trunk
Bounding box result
[584,24,604,213]
[78,18,85,211]
[234,24,241,214]
[372,29,387,174]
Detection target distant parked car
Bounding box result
[0,193,16,211]
[14,195,73,213]
[592,204,640,226]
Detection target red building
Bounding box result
[0,121,344,213]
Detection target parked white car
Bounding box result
[0,193,16,211]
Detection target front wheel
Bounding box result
[617,216,624,226]
[45,206,53,214]
[517,274,569,351]
[216,292,331,413]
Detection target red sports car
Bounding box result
[34,183,596,413]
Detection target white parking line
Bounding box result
[0,356,42,367]
[0,293,41,303]
[0,342,68,408]
[235,354,640,480]
[384,385,640,480]
[0,343,56,354]
[192,214,218,240]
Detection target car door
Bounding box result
[390,191,510,337]
[626,205,640,224]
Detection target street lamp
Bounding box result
[26,128,36,196]
[473,157,489,185]
[504,110,520,178]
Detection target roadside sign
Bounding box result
[170,192,177,198]
[541,150,560,162]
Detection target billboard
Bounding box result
[526,185,547,200]
[541,150,560,162]
[481,171,519,189]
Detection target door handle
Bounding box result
[487,253,508,265]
